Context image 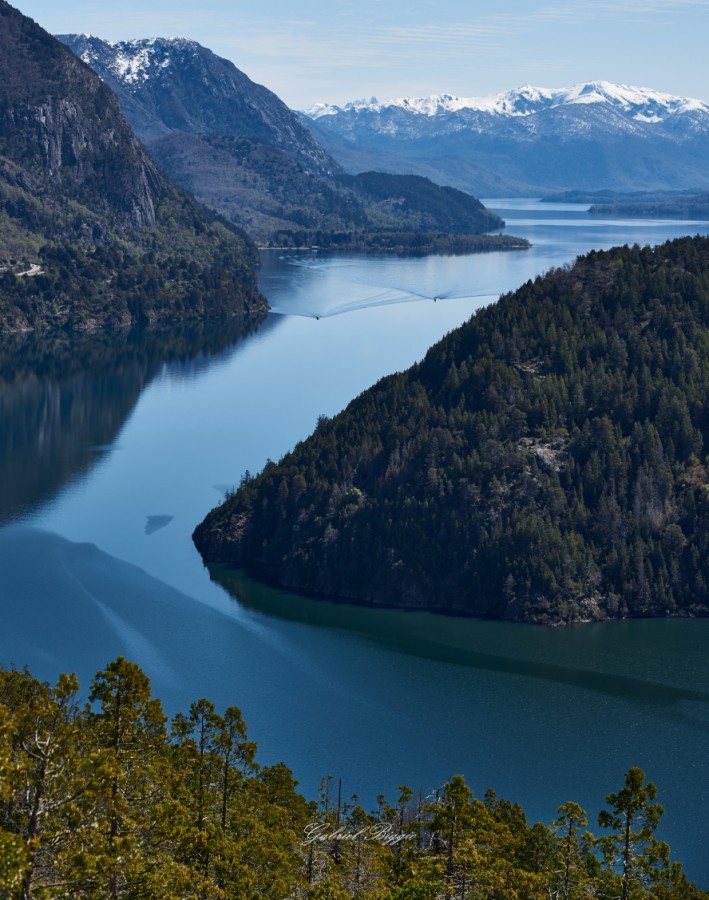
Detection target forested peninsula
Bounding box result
[1,658,706,898]
[195,235,709,625]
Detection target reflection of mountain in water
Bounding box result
[208,563,709,719]
[0,319,273,523]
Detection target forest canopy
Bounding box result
[0,659,705,899]
[195,235,709,625]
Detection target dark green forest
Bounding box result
[589,195,709,219]
[0,196,265,332]
[258,171,520,253]
[149,130,512,250]
[265,230,528,256]
[1,659,705,898]
[195,235,709,624]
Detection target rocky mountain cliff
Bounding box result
[0,2,266,332]
[58,34,336,177]
[303,81,709,196]
[0,6,160,232]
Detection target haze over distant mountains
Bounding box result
[303,82,709,196]
[59,35,504,246]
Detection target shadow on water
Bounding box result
[0,317,279,525]
[0,527,249,706]
[208,564,709,716]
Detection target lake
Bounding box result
[2,200,709,882]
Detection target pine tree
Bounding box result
[596,767,670,899]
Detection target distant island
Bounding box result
[590,195,709,219]
[543,189,709,219]
[195,235,709,625]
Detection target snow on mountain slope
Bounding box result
[306,81,709,124]
[68,35,199,86]
[303,81,709,195]
[60,34,336,176]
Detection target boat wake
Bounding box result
[268,256,494,319]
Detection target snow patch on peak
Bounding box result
[69,36,204,86]
[114,45,168,84]
[305,102,340,118]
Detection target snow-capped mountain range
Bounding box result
[307,81,709,125]
[302,81,709,196]
[57,31,709,199]
[58,34,503,243]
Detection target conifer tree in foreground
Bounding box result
[0,659,707,898]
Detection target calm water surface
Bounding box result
[2,200,709,881]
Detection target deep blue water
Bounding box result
[2,200,709,882]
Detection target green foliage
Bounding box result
[0,660,705,898]
[147,134,511,249]
[195,235,709,623]
[589,194,709,219]
[596,767,670,899]
[267,230,528,256]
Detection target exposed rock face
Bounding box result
[58,34,337,178]
[0,4,160,231]
[0,2,267,332]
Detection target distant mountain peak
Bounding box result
[302,78,709,196]
[305,80,709,123]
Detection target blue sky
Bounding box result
[14,0,709,109]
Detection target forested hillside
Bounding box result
[195,235,709,624]
[59,34,512,249]
[589,194,709,218]
[1,659,705,898]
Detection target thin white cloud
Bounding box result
[38,0,706,107]
[530,0,708,23]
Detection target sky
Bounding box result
[13,0,709,110]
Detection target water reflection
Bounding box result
[4,203,709,883]
[145,514,174,535]
[0,319,272,524]
[209,565,709,715]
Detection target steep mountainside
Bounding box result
[0,2,266,332]
[58,34,335,176]
[195,235,709,625]
[303,82,709,196]
[58,34,508,246]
